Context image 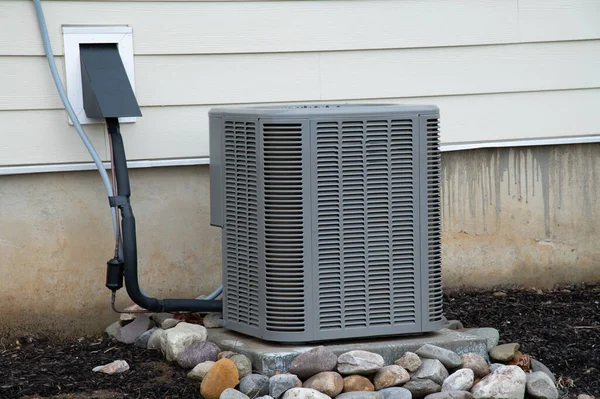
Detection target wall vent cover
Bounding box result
[209,104,442,342]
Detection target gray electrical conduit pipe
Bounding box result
[32,0,223,303]
[32,0,119,240]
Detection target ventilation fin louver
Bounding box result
[425,118,443,322]
[316,119,418,333]
[223,120,260,328]
[262,122,307,333]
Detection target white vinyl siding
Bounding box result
[1,0,599,167]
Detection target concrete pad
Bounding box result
[208,329,487,377]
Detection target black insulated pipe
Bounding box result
[106,118,223,313]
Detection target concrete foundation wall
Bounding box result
[1,144,599,338]
[442,144,600,288]
[0,166,222,340]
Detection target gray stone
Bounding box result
[104,321,121,338]
[577,395,595,399]
[187,360,215,380]
[134,327,157,348]
[526,371,559,399]
[160,322,208,362]
[337,350,385,375]
[161,318,181,329]
[282,388,331,399]
[219,351,238,359]
[402,379,441,399]
[147,328,165,350]
[459,354,489,379]
[444,320,464,330]
[377,387,412,399]
[115,315,152,344]
[471,365,526,399]
[151,312,174,326]
[530,359,557,384]
[270,373,302,399]
[92,360,130,374]
[303,371,344,397]
[416,344,462,369]
[336,393,383,399]
[240,374,270,397]
[373,366,410,390]
[412,359,449,385]
[220,388,250,399]
[177,340,221,369]
[257,396,275,399]
[119,304,150,322]
[488,363,503,374]
[204,313,223,328]
[395,352,421,372]
[441,369,474,392]
[231,354,253,379]
[489,343,519,362]
[207,328,487,377]
[289,346,339,380]
[461,328,499,352]
[425,391,473,399]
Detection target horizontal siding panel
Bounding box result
[519,0,600,42]
[134,53,320,106]
[0,52,320,110]
[0,110,106,166]
[3,0,520,55]
[0,107,206,166]
[7,0,600,56]
[319,40,600,101]
[0,56,65,110]
[3,89,599,165]
[117,106,209,161]
[395,89,600,145]
[3,40,599,111]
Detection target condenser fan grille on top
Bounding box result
[209,104,443,342]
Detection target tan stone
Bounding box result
[200,358,240,399]
[395,351,421,372]
[460,353,490,378]
[303,371,344,397]
[343,375,374,392]
[489,343,520,362]
[373,365,410,390]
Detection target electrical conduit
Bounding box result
[32,0,223,311]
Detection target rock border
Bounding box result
[101,309,566,399]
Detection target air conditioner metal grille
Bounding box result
[426,118,443,322]
[209,104,443,342]
[223,120,260,328]
[262,122,307,333]
[315,119,417,332]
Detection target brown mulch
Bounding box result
[1,283,598,399]
[444,282,600,398]
[0,338,198,398]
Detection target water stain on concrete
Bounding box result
[442,144,600,287]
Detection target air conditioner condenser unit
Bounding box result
[209,104,443,343]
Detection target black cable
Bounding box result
[106,118,222,313]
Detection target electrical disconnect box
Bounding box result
[62,26,137,124]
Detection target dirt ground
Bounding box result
[1,283,598,399]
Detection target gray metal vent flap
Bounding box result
[209,104,442,342]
